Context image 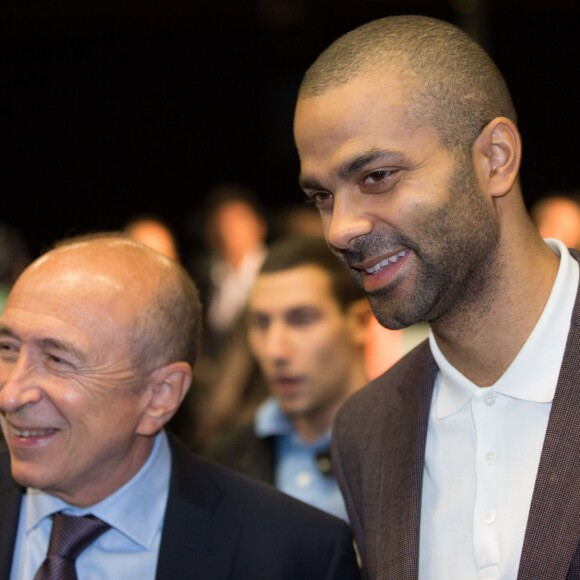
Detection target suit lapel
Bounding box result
[376,342,437,580]
[0,452,23,580]
[156,437,241,580]
[517,276,580,580]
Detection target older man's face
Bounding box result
[0,250,156,506]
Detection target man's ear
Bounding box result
[345,298,372,346]
[136,361,192,436]
[473,116,521,198]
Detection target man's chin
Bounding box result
[10,462,45,489]
[371,303,421,330]
[278,401,308,418]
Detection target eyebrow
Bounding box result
[40,338,87,362]
[299,148,408,191]
[0,326,17,340]
[338,150,400,181]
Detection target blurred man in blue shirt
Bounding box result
[207,236,369,521]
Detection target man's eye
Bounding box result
[248,315,269,330]
[47,354,71,367]
[362,170,391,187]
[0,342,17,359]
[305,191,333,209]
[287,310,321,326]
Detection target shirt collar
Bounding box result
[254,397,332,448]
[25,430,172,550]
[255,397,294,437]
[430,239,579,418]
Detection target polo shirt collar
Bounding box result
[430,238,579,418]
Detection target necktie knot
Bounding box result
[34,513,110,580]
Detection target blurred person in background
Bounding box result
[206,237,369,521]
[0,221,30,314]
[194,183,268,355]
[271,204,325,239]
[124,215,180,262]
[185,184,270,450]
[530,192,580,251]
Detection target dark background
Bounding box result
[3,0,580,263]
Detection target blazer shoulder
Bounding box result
[203,423,275,484]
[339,338,432,416]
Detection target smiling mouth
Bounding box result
[364,250,409,274]
[13,428,58,438]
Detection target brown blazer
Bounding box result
[332,273,580,580]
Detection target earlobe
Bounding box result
[474,117,521,198]
[136,362,192,436]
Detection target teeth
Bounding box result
[14,428,56,438]
[365,250,408,274]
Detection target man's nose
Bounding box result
[0,353,42,413]
[264,322,292,363]
[325,195,373,251]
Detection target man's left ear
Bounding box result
[137,362,192,436]
[345,298,372,346]
[473,116,522,198]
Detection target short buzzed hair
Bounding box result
[260,236,365,310]
[299,15,517,154]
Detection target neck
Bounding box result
[431,231,559,386]
[292,358,368,443]
[53,435,155,507]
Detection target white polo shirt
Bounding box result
[419,239,578,580]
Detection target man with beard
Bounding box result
[294,15,580,580]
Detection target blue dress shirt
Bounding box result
[10,430,171,580]
[255,397,349,522]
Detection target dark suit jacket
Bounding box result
[0,435,360,579]
[204,424,276,485]
[333,279,580,580]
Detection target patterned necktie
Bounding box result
[34,513,111,580]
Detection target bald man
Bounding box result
[0,234,359,579]
[294,15,580,580]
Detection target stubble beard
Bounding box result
[342,158,502,331]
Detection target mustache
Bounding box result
[331,232,415,267]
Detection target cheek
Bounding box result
[247,330,260,351]
[306,331,348,371]
[56,375,144,425]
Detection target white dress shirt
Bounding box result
[418,239,578,580]
[10,430,171,580]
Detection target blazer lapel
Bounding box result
[517,277,580,580]
[0,453,23,580]
[156,437,241,580]
[376,342,437,580]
